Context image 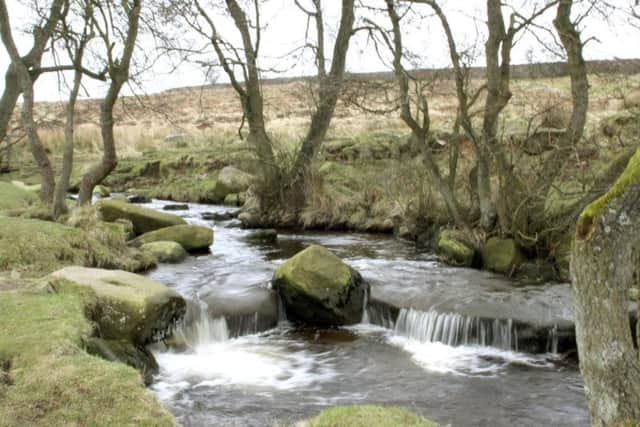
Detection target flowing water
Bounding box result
[142,200,589,427]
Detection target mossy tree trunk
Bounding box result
[571,148,640,426]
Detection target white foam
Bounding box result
[152,335,337,399]
[387,334,555,377]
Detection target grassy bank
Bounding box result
[295,405,438,427]
[0,290,175,427]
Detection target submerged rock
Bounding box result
[96,200,186,235]
[85,337,158,385]
[162,203,189,211]
[436,229,475,267]
[482,237,524,275]
[132,224,213,252]
[48,266,186,345]
[127,194,151,204]
[141,241,188,263]
[244,228,278,243]
[201,210,239,221]
[272,244,369,326]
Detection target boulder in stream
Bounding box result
[272,244,369,326]
[48,266,186,345]
[132,224,213,252]
[481,237,524,275]
[436,229,475,267]
[97,200,186,235]
[141,241,188,263]
[215,166,254,199]
[162,203,189,211]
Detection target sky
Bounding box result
[0,0,638,102]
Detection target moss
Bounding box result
[132,225,213,252]
[299,405,438,427]
[0,182,39,212]
[273,245,353,295]
[437,229,475,267]
[0,217,153,277]
[577,147,640,240]
[96,200,186,235]
[0,291,176,427]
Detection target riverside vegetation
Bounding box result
[1,66,639,425]
[2,0,640,424]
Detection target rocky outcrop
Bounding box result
[141,241,188,263]
[48,266,186,345]
[481,237,524,275]
[96,200,186,235]
[132,225,213,252]
[272,245,369,326]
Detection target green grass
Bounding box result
[0,181,39,212]
[297,405,438,427]
[0,216,153,277]
[0,290,176,427]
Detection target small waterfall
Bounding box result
[171,300,272,348]
[361,287,370,324]
[394,308,519,351]
[546,324,559,354]
[173,301,230,348]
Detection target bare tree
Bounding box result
[0,0,68,202]
[161,0,355,215]
[52,1,94,217]
[77,0,142,205]
[380,0,466,225]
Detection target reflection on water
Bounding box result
[143,199,588,427]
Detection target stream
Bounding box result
[141,199,589,427]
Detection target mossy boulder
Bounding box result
[223,192,246,206]
[214,166,254,200]
[436,229,475,267]
[48,266,186,345]
[481,237,524,275]
[96,200,186,235]
[93,185,111,197]
[85,337,158,386]
[272,244,369,326]
[514,261,558,284]
[0,181,39,211]
[141,241,188,263]
[132,224,213,252]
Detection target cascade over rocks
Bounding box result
[132,224,213,252]
[272,244,369,326]
[47,266,186,345]
[97,200,186,235]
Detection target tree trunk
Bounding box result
[571,148,640,426]
[0,0,55,202]
[78,0,140,205]
[292,0,355,187]
[52,65,82,218]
